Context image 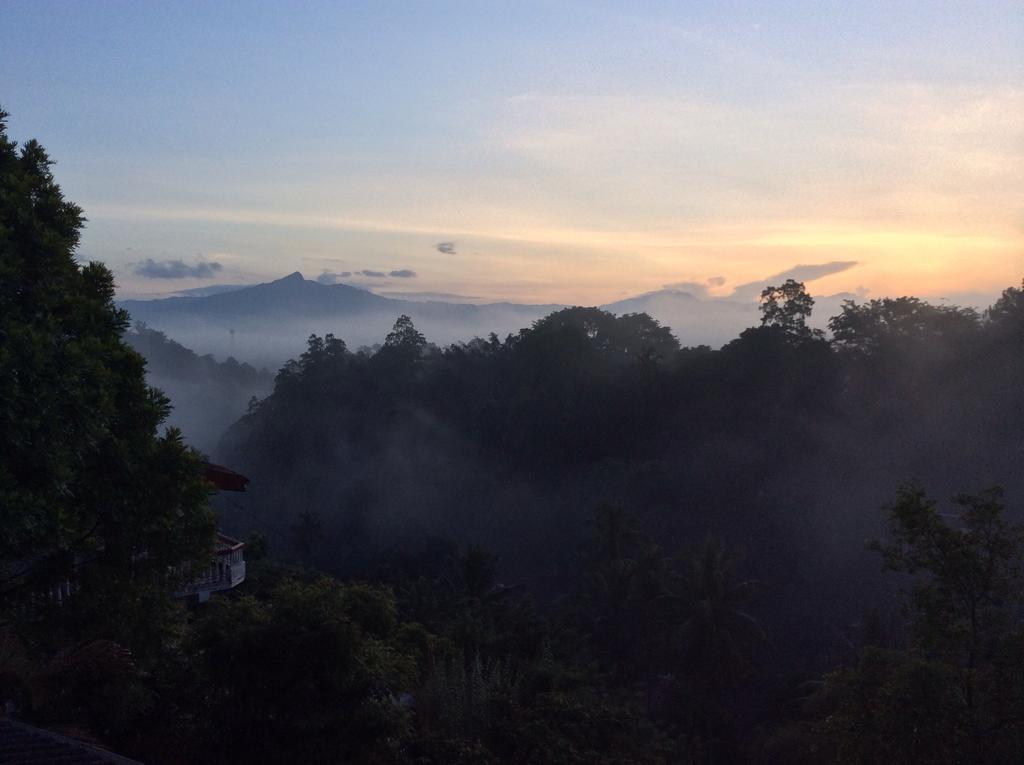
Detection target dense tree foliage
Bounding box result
[769,487,1024,763]
[759,278,820,339]
[211,275,1024,760]
[0,111,214,643]
[4,108,1024,762]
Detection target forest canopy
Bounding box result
[4,105,1024,763]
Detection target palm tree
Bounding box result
[583,504,642,681]
[676,534,767,690]
[671,534,768,756]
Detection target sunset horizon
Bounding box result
[3,1,1020,305]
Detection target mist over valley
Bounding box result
[118,267,877,370]
[6,1,1023,759]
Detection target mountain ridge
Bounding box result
[118,272,856,367]
[119,273,565,367]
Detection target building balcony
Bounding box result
[175,533,246,602]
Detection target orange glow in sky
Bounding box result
[3,3,1021,304]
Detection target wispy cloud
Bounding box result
[316,270,352,284]
[319,268,417,283]
[491,83,1024,231]
[730,261,859,300]
[662,275,730,298]
[133,258,223,279]
[435,241,457,255]
[661,281,712,298]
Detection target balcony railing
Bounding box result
[174,533,246,602]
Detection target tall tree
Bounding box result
[0,109,213,647]
[808,486,1024,763]
[759,279,818,337]
[383,314,427,353]
[986,279,1024,343]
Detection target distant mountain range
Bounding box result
[119,272,857,368]
[120,273,562,368]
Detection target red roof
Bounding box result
[203,463,249,492]
[215,533,245,553]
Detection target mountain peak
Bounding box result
[278,271,305,283]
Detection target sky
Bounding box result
[2,0,1022,303]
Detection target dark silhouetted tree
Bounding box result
[829,296,980,355]
[760,279,816,335]
[0,109,213,650]
[383,314,426,355]
[809,486,1024,763]
[986,279,1024,343]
